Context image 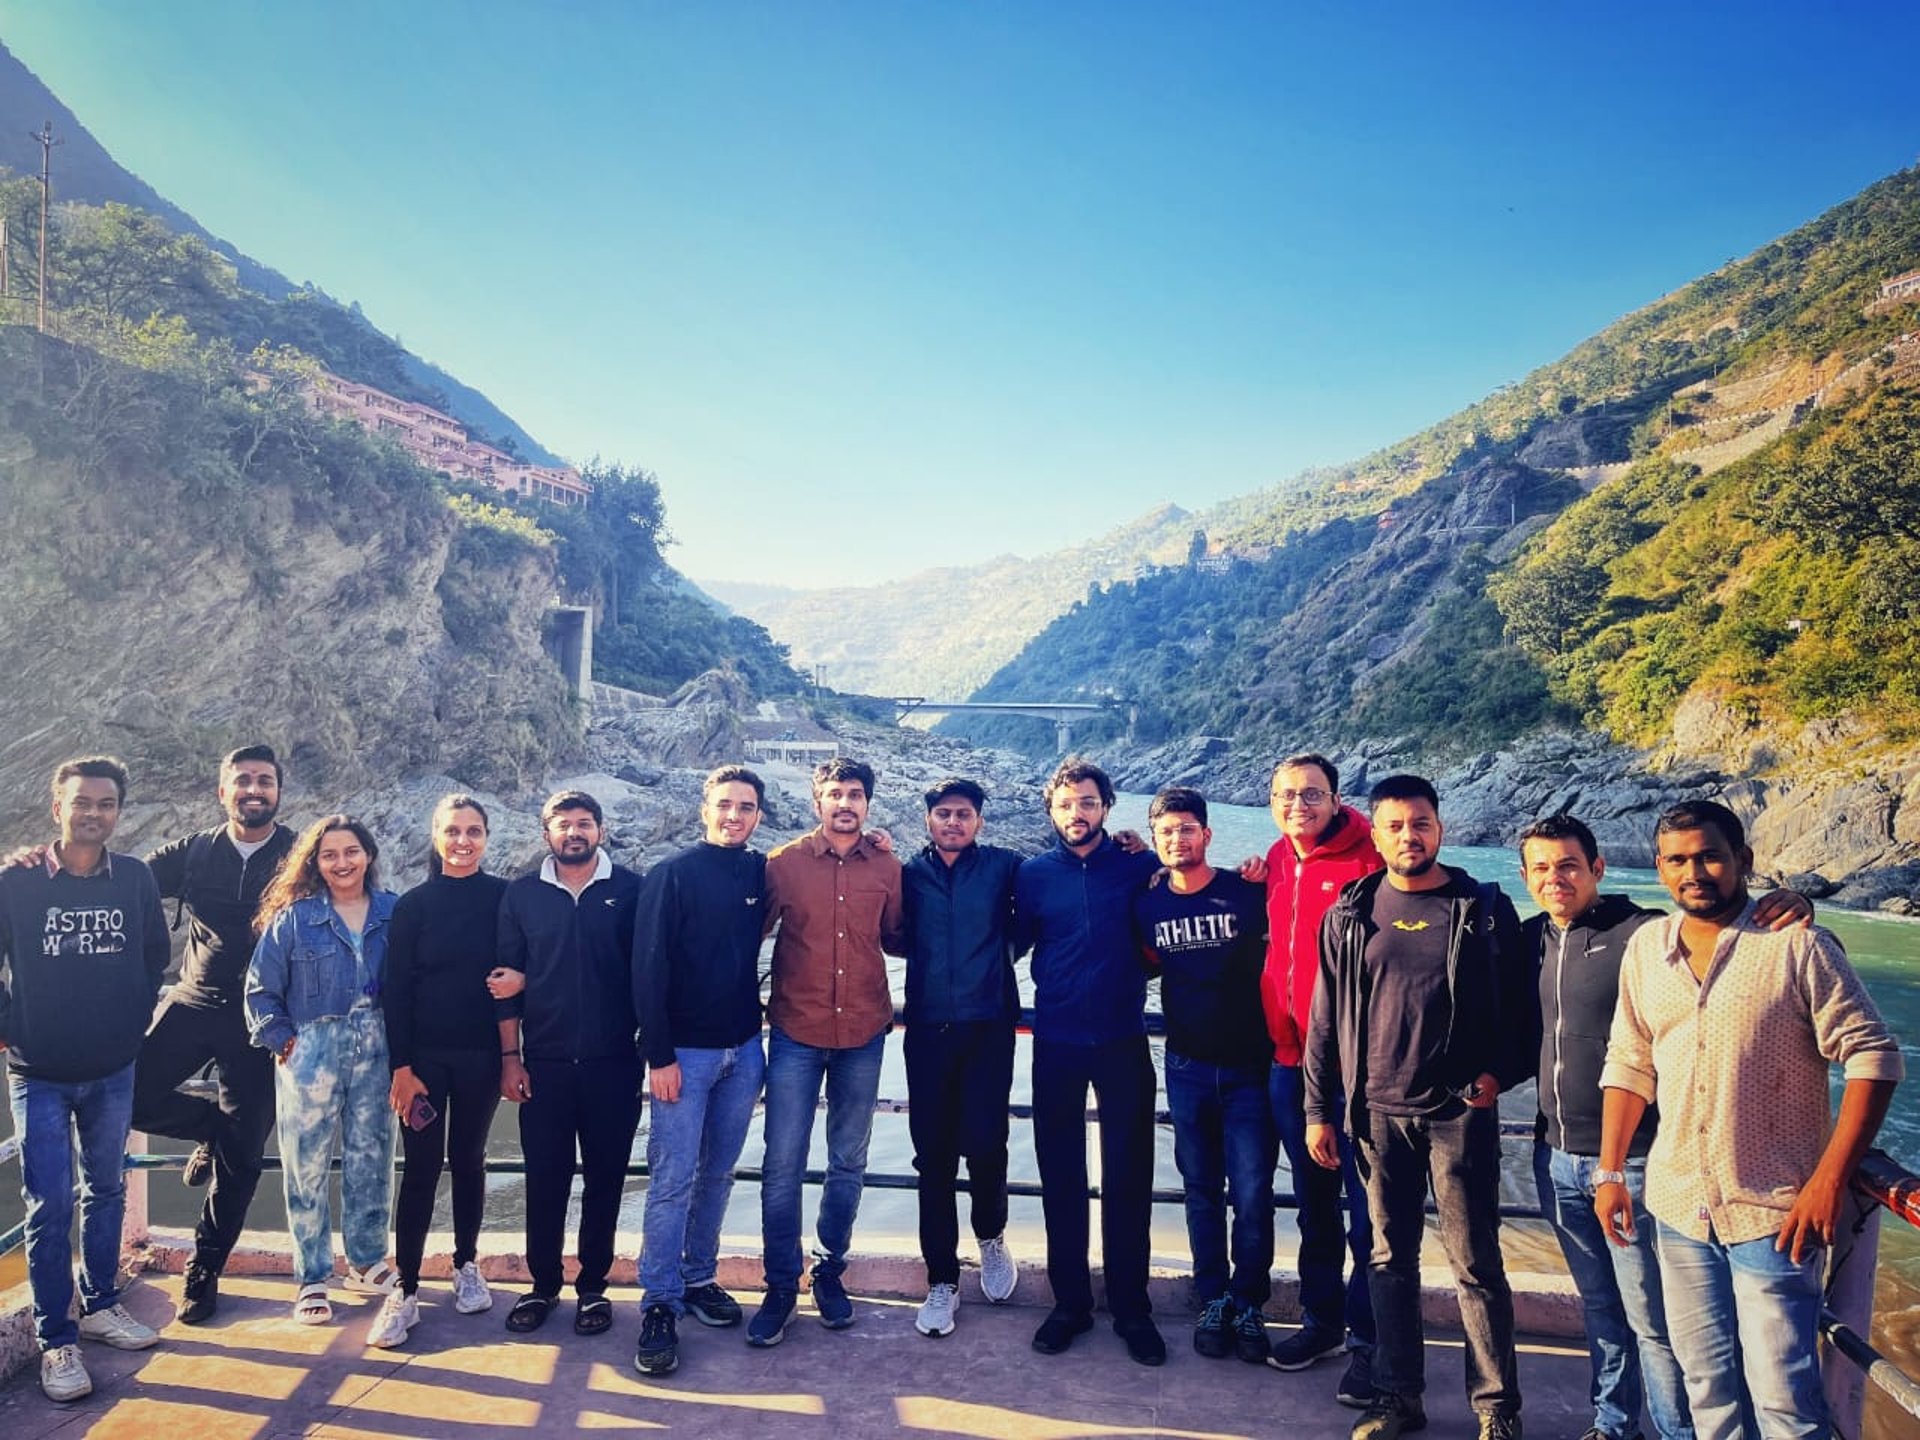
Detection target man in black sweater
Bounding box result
[134,744,294,1323]
[496,789,643,1338]
[631,765,770,1376]
[1,756,169,1401]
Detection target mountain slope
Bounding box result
[0,38,559,466]
[979,166,1920,771]
[702,504,1200,697]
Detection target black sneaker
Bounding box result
[1337,1347,1377,1408]
[634,1304,678,1376]
[1115,1315,1167,1367]
[1193,1296,1234,1359]
[1476,1413,1521,1440]
[1232,1302,1270,1364]
[179,1264,219,1326]
[809,1264,854,1329]
[746,1288,797,1347]
[1352,1393,1427,1440]
[182,1144,214,1188]
[1032,1307,1094,1354]
[1269,1323,1347,1371]
[682,1282,742,1328]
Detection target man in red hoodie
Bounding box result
[1262,754,1382,1404]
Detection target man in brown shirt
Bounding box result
[748,758,905,1346]
[1598,799,1901,1440]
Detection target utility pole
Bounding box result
[1,213,9,299]
[30,121,61,333]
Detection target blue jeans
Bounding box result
[760,1025,885,1291]
[1535,1145,1693,1440]
[8,1062,136,1349]
[1273,1062,1375,1345]
[1166,1051,1277,1306]
[274,1007,395,1287]
[639,1039,765,1312]
[1655,1220,1828,1440]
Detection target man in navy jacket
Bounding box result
[901,777,1022,1339]
[1015,757,1163,1366]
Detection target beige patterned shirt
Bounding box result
[1601,901,1903,1244]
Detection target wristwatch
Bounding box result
[1593,1169,1627,1187]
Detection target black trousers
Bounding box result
[132,993,275,1273]
[517,1055,643,1298]
[1031,1033,1156,1322]
[394,1047,501,1292]
[905,1019,1015,1286]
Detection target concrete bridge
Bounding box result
[894,698,1135,753]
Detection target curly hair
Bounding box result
[254,814,382,933]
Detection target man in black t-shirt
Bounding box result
[1132,787,1276,1366]
[1305,775,1531,1440]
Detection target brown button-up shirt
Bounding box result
[1601,902,1904,1245]
[764,829,904,1050]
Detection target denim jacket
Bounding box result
[244,890,398,1056]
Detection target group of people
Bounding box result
[0,744,1902,1440]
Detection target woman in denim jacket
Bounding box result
[244,814,399,1323]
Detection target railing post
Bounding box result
[1824,1184,1881,1439]
[123,1130,149,1249]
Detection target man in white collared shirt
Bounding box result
[1598,800,1902,1440]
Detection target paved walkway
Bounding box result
[0,1270,1593,1439]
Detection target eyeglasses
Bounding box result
[1272,787,1329,806]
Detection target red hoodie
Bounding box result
[1260,804,1384,1066]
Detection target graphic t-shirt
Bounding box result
[1363,884,1457,1114]
[1132,870,1271,1071]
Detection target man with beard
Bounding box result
[1306,774,1531,1440]
[2,757,169,1400]
[495,789,643,1339]
[749,757,904,1345]
[1599,801,1901,1440]
[1016,756,1165,1366]
[631,766,771,1376]
[900,777,1021,1340]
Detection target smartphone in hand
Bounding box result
[405,1094,438,1132]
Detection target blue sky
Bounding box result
[2,2,1916,585]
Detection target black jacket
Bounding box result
[632,842,766,1066]
[902,843,1021,1026]
[1304,865,1533,1132]
[497,858,643,1063]
[147,824,295,1004]
[1530,893,1660,1157]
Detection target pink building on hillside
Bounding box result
[307,372,592,506]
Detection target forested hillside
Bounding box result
[969,166,1920,765]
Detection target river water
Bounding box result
[46,796,1920,1433]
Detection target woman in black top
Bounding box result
[366,794,511,1349]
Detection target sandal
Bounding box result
[505,1292,558,1333]
[574,1295,613,1336]
[344,1260,400,1294]
[294,1283,333,1325]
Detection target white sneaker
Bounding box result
[452,1261,492,1315]
[40,1344,92,1401]
[343,1261,399,1294]
[978,1233,1017,1304]
[915,1282,959,1338]
[78,1301,160,1350]
[367,1291,418,1349]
